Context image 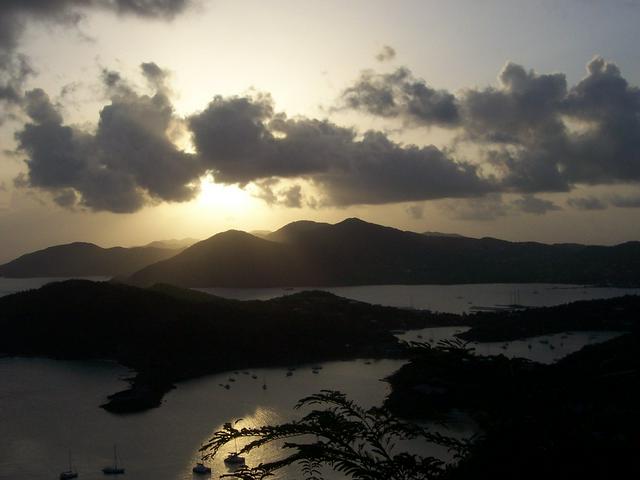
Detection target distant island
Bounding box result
[2,218,639,286]
[0,241,190,278]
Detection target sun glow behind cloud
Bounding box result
[196,175,255,211]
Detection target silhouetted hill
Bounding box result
[127,218,640,287]
[249,230,273,239]
[385,296,640,480]
[143,238,199,250]
[422,231,469,238]
[0,242,180,278]
[458,294,640,342]
[267,220,331,243]
[128,230,313,287]
[0,279,437,412]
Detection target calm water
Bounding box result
[0,358,411,480]
[397,327,625,364]
[0,278,635,479]
[0,277,108,298]
[2,278,639,314]
[197,283,640,314]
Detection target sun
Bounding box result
[196,175,254,211]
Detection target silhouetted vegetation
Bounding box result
[206,329,639,479]
[0,279,449,412]
[458,294,640,342]
[384,329,639,478]
[202,390,473,480]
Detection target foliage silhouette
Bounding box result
[202,390,473,480]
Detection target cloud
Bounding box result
[338,68,460,127]
[279,185,303,208]
[461,62,568,144]
[375,45,396,62]
[12,55,640,216]
[340,57,640,195]
[15,71,492,212]
[441,193,560,221]
[14,64,201,213]
[440,194,510,221]
[511,194,561,215]
[23,88,63,125]
[567,196,607,210]
[405,204,424,220]
[190,94,491,206]
[0,0,194,121]
[53,188,78,208]
[609,194,640,208]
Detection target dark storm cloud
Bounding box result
[0,0,194,120]
[338,68,460,127]
[190,94,491,206]
[567,196,607,210]
[15,64,201,213]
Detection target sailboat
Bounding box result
[223,438,246,466]
[102,445,125,475]
[59,450,78,480]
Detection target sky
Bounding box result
[1,0,640,262]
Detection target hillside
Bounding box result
[143,238,199,250]
[0,242,180,278]
[0,279,437,412]
[128,218,640,287]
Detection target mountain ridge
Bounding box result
[126,218,640,288]
[4,218,639,285]
[0,242,182,278]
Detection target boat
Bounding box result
[223,452,246,465]
[223,438,246,465]
[192,457,212,475]
[102,445,125,475]
[59,450,78,479]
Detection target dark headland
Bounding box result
[0,279,455,412]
